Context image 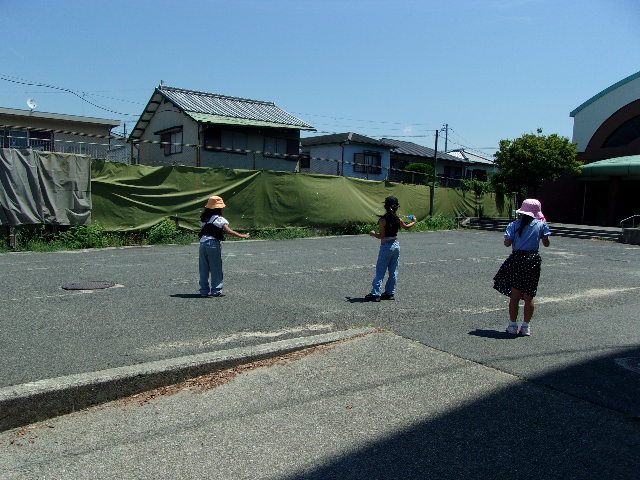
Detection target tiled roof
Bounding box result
[301,132,391,148]
[381,138,462,162]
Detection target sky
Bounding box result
[0,0,638,158]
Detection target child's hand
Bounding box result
[408,215,416,221]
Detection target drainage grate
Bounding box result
[61,281,116,290]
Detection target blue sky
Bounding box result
[0,0,638,157]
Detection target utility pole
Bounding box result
[442,123,449,152]
[429,129,439,216]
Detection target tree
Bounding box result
[493,129,581,196]
[402,162,435,185]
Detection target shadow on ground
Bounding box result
[286,345,640,480]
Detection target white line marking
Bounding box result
[137,323,336,354]
[455,287,640,314]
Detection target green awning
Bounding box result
[186,112,315,130]
[581,155,640,176]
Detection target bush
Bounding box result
[56,223,110,249]
[147,219,180,244]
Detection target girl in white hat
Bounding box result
[198,195,249,297]
[493,199,551,336]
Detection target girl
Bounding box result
[365,195,417,301]
[198,195,249,297]
[493,198,551,336]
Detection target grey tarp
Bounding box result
[0,149,92,226]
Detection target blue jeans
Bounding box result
[371,240,400,296]
[199,239,223,296]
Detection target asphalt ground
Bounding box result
[1,229,639,419]
[1,332,639,479]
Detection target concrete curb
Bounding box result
[0,328,375,432]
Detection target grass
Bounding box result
[0,215,460,253]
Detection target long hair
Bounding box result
[381,196,400,231]
[516,214,534,236]
[201,207,223,223]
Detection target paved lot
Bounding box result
[1,332,639,479]
[1,229,639,417]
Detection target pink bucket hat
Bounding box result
[516,199,545,221]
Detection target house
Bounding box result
[129,85,315,171]
[0,106,121,159]
[380,138,480,187]
[445,149,498,181]
[300,132,392,180]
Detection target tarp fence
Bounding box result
[91,159,511,231]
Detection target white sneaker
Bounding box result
[520,324,531,336]
[506,324,519,335]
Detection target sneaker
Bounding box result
[506,324,519,335]
[520,324,531,336]
[211,292,226,297]
[380,293,395,300]
[364,293,381,302]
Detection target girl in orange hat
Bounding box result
[198,195,249,297]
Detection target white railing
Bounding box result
[620,215,640,228]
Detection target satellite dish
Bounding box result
[27,98,37,110]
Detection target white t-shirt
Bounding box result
[200,215,229,243]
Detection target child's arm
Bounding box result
[223,224,249,239]
[369,218,386,239]
[542,237,550,247]
[400,217,416,229]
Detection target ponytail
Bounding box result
[516,214,534,236]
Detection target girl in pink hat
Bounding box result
[493,199,551,336]
[198,195,249,297]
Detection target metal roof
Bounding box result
[570,71,640,117]
[187,112,307,130]
[447,148,496,165]
[381,138,462,162]
[0,106,120,127]
[301,132,391,148]
[130,85,314,140]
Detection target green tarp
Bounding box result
[91,160,511,231]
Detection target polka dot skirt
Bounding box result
[493,250,542,298]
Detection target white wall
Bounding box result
[572,74,640,152]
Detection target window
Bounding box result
[354,151,382,174]
[299,153,310,169]
[264,137,299,157]
[2,129,52,150]
[603,115,640,148]
[204,128,248,153]
[159,128,183,156]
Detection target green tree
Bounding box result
[402,162,435,185]
[494,129,581,196]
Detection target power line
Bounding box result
[0,74,140,117]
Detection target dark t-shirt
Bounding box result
[382,213,400,237]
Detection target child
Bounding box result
[493,198,551,336]
[365,195,417,301]
[198,195,249,297]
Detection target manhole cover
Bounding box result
[615,357,640,375]
[62,281,116,290]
